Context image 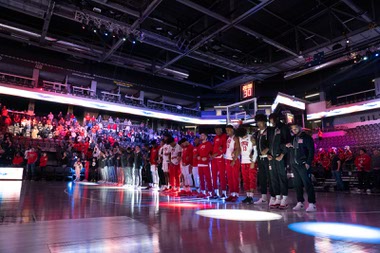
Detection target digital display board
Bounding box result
[0,167,23,180]
[241,82,254,100]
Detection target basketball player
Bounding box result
[211,126,227,199]
[192,137,200,192]
[179,138,194,195]
[235,126,258,204]
[197,133,213,198]
[168,137,182,192]
[150,140,160,189]
[224,125,241,202]
[268,113,291,209]
[254,114,275,205]
[161,134,172,191]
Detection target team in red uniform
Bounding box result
[150,140,160,189]
[178,138,194,194]
[197,133,213,197]
[224,125,241,202]
[192,137,200,192]
[211,127,227,198]
[168,137,182,192]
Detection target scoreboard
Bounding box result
[240,82,254,100]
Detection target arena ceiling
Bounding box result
[0,0,379,104]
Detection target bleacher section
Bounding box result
[316,123,380,149]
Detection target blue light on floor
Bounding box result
[288,222,380,244]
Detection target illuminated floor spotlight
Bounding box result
[160,202,212,208]
[288,222,380,244]
[196,209,282,221]
[75,182,99,186]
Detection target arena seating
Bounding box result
[316,123,380,150]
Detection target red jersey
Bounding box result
[12,156,23,165]
[197,141,213,166]
[181,144,194,165]
[192,145,199,167]
[213,133,227,157]
[344,150,353,161]
[27,151,38,164]
[355,154,371,172]
[150,146,159,165]
[39,156,48,167]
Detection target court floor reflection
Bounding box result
[0,181,380,253]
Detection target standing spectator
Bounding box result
[372,149,380,193]
[89,157,98,182]
[12,152,24,166]
[142,143,153,189]
[48,112,54,122]
[125,147,134,186]
[355,148,372,194]
[330,151,344,191]
[61,151,69,167]
[74,158,83,182]
[133,146,143,188]
[2,105,8,123]
[26,148,38,180]
[39,152,48,179]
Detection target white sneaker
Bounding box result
[366,189,371,195]
[280,198,288,209]
[268,197,276,206]
[306,203,317,212]
[254,197,268,205]
[293,202,304,211]
[270,198,281,209]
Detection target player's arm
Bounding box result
[233,136,241,159]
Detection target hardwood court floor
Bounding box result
[1,181,380,253]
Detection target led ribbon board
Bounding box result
[0,85,226,125]
[0,167,23,180]
[307,100,380,120]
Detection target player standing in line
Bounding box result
[161,134,172,191]
[150,140,160,190]
[267,113,291,209]
[167,137,182,193]
[211,127,227,199]
[197,133,213,198]
[192,137,201,193]
[235,126,258,204]
[254,114,275,205]
[178,138,194,195]
[224,125,241,202]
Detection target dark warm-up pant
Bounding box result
[157,164,166,186]
[269,158,288,196]
[357,171,370,190]
[292,163,316,204]
[258,158,274,196]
